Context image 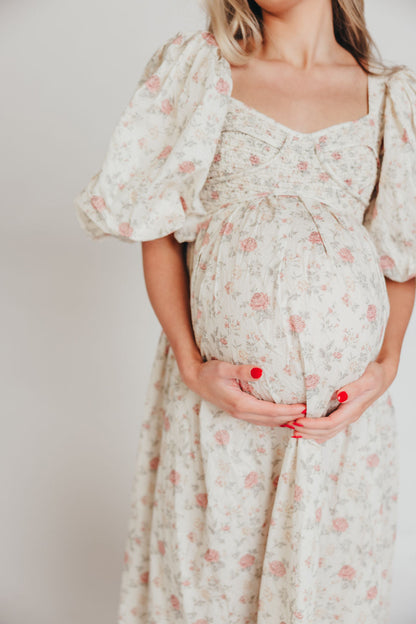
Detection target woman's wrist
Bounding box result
[172,345,204,387]
[375,353,400,389]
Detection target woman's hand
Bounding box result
[288,358,399,442]
[182,359,307,428]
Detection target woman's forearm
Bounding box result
[141,233,203,382]
[375,276,416,382]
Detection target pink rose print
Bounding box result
[244,471,259,488]
[294,485,303,501]
[269,560,286,577]
[250,292,270,310]
[91,195,106,212]
[180,196,188,212]
[195,493,208,508]
[158,540,165,555]
[179,161,195,173]
[316,507,322,522]
[149,456,159,470]
[201,31,217,46]
[298,161,308,171]
[139,571,149,585]
[169,469,181,485]
[367,586,378,600]
[216,77,230,94]
[338,565,356,580]
[158,145,172,159]
[170,594,180,610]
[124,550,129,564]
[309,231,323,244]
[367,304,377,321]
[366,453,380,468]
[402,128,409,143]
[204,549,220,562]
[288,314,306,333]
[305,373,320,389]
[145,74,160,93]
[239,554,255,568]
[319,171,331,181]
[220,221,234,235]
[172,34,184,45]
[214,430,230,445]
[160,99,173,114]
[333,517,349,532]
[273,474,279,488]
[331,152,342,160]
[240,237,258,251]
[380,255,395,270]
[119,223,133,238]
[338,247,354,262]
[250,154,260,165]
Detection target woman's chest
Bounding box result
[200,96,383,214]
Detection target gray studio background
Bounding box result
[1,0,415,622]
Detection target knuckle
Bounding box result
[230,396,245,413]
[217,361,229,376]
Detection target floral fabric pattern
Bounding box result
[74,29,416,624]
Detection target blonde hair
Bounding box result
[203,0,406,77]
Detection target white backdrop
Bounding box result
[1,0,415,622]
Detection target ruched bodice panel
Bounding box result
[200,80,384,221]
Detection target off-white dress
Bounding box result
[74,29,416,624]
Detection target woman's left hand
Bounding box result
[287,358,399,442]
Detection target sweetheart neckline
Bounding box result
[221,52,378,138]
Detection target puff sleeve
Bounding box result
[362,66,416,282]
[73,30,232,243]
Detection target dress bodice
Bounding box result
[200,72,387,224]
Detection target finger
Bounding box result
[220,361,266,381]
[292,404,353,430]
[232,392,307,419]
[334,371,376,405]
[231,410,294,428]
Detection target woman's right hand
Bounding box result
[182,359,306,428]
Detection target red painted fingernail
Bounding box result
[337,391,348,402]
[294,421,304,427]
[292,434,303,439]
[250,367,263,379]
[301,408,307,414]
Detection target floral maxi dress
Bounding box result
[74,29,416,624]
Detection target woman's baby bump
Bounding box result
[189,198,390,416]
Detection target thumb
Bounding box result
[332,376,368,404]
[232,363,264,381]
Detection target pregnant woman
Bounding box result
[74,1,416,623]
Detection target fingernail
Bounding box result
[337,391,348,402]
[294,421,304,427]
[284,424,296,429]
[301,408,307,414]
[292,434,303,439]
[250,367,263,379]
